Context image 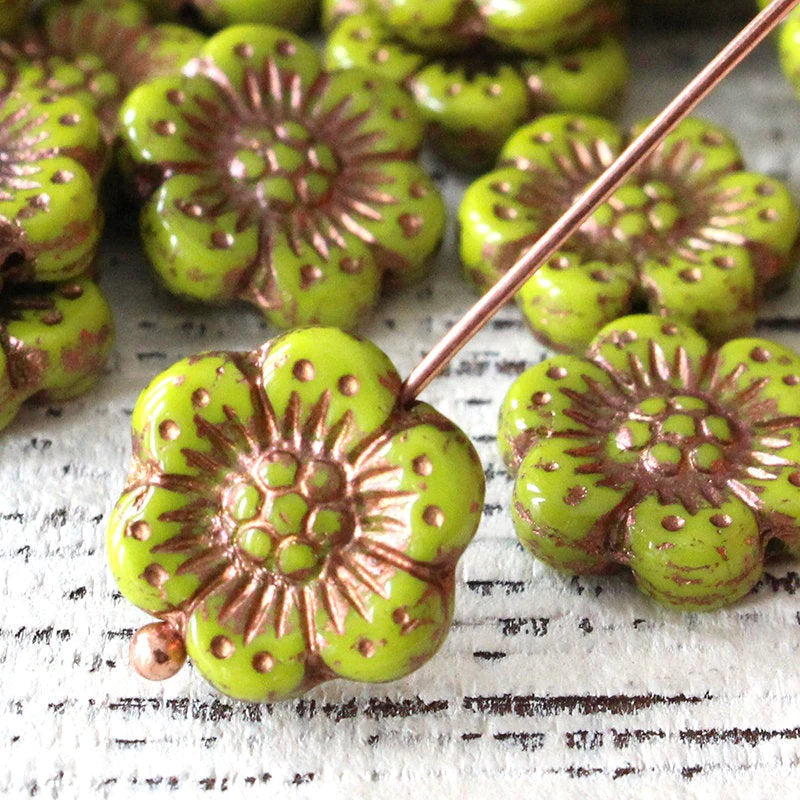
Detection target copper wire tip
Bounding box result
[130,621,187,681]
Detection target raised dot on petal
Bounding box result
[358,639,377,658]
[399,213,424,238]
[293,359,315,382]
[373,48,390,63]
[340,257,363,274]
[447,83,462,97]
[551,256,570,271]
[192,388,211,408]
[533,131,553,144]
[154,119,176,136]
[564,486,588,506]
[661,515,685,532]
[750,346,771,363]
[51,170,74,184]
[783,374,800,386]
[143,563,169,588]
[166,89,185,105]
[423,505,445,527]
[662,323,679,336]
[485,83,501,97]
[338,375,359,396]
[300,264,323,289]
[565,118,586,132]
[409,182,428,199]
[252,651,274,673]
[59,283,84,299]
[679,268,702,283]
[59,112,80,126]
[756,182,776,196]
[234,42,254,57]
[531,391,551,406]
[759,208,779,222]
[276,39,296,57]
[210,635,235,659]
[211,230,234,249]
[710,513,733,528]
[412,455,433,476]
[159,419,180,440]
[712,255,735,269]
[546,365,568,380]
[42,310,63,325]
[494,205,518,221]
[789,472,800,487]
[701,130,725,146]
[127,520,151,541]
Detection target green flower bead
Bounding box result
[1,0,204,141]
[107,328,485,701]
[461,113,800,352]
[0,84,105,284]
[0,0,31,36]
[324,11,628,169]
[145,0,317,30]
[0,277,114,431]
[499,314,800,611]
[119,25,444,330]
[322,0,379,30]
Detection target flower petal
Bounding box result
[119,76,219,168]
[315,69,425,156]
[186,595,308,702]
[515,252,637,353]
[410,61,528,166]
[498,354,615,473]
[259,327,401,448]
[131,351,256,476]
[520,35,629,117]
[107,484,205,614]
[459,166,548,291]
[589,314,711,394]
[711,172,800,287]
[639,245,757,345]
[260,232,381,330]
[512,436,630,573]
[712,336,800,419]
[499,112,623,172]
[747,427,800,557]
[627,495,763,610]
[0,155,102,282]
[141,173,258,302]
[318,570,451,683]
[634,117,743,181]
[362,400,485,564]
[361,161,445,288]
[324,14,425,83]
[5,277,113,402]
[197,24,321,93]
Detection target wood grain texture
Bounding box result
[2,26,800,799]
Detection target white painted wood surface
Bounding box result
[3,24,800,799]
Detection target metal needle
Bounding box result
[400,0,800,405]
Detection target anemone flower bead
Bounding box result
[1,0,204,142]
[499,314,800,611]
[0,278,114,431]
[107,328,485,701]
[324,1,628,168]
[0,84,105,284]
[461,114,800,353]
[118,25,445,331]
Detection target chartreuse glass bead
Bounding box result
[324,1,628,168]
[0,278,114,431]
[145,0,317,30]
[118,25,444,330]
[1,0,204,141]
[0,84,104,284]
[461,113,800,353]
[500,314,800,611]
[107,328,485,701]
